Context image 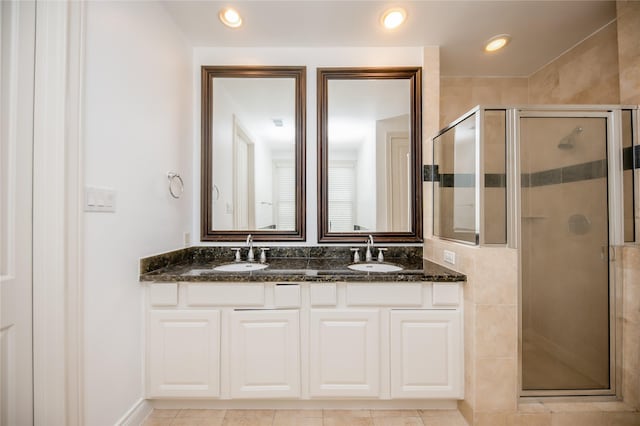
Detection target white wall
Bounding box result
[83,2,192,424]
[254,139,275,229]
[211,86,237,229]
[192,47,424,245]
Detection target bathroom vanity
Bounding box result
[140,247,465,402]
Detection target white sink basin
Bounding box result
[348,263,403,273]
[213,262,268,272]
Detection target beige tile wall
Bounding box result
[430,4,640,425]
[622,245,640,410]
[528,22,620,105]
[440,77,528,128]
[424,240,518,426]
[424,5,640,426]
[423,47,441,240]
[617,1,640,105]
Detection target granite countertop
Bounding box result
[139,246,466,283]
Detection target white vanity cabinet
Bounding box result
[230,309,300,398]
[144,281,464,401]
[309,309,380,397]
[147,309,221,398]
[390,310,462,398]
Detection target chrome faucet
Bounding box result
[365,235,374,262]
[246,234,254,262]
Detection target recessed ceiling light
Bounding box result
[219,7,242,28]
[381,8,406,30]
[484,34,511,53]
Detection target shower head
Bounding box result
[558,126,583,149]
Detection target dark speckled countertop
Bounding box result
[139,246,466,283]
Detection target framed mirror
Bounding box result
[201,66,306,241]
[317,67,423,243]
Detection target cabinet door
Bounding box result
[310,309,380,397]
[147,310,220,398]
[390,310,463,398]
[230,310,300,398]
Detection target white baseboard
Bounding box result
[149,399,458,410]
[116,398,153,426]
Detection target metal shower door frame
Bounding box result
[512,106,629,398]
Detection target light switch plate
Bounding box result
[443,250,456,265]
[85,186,116,212]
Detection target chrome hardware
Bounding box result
[377,247,387,262]
[350,248,360,263]
[365,235,374,262]
[167,172,184,199]
[259,247,270,264]
[231,248,242,262]
[246,234,254,262]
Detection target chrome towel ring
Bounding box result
[167,172,184,199]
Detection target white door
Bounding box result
[309,309,380,397]
[390,310,463,399]
[0,1,36,425]
[147,310,221,398]
[230,310,300,398]
[387,134,410,231]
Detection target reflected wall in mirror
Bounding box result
[201,66,306,241]
[433,113,478,245]
[317,68,423,243]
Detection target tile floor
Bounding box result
[142,409,469,426]
[522,339,602,390]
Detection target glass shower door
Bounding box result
[520,115,612,394]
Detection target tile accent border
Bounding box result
[425,152,639,188]
[521,159,607,188]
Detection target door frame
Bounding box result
[32,1,85,424]
[232,115,256,230]
[1,1,36,424]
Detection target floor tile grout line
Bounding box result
[144,409,471,426]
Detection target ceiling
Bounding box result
[215,77,296,149]
[162,0,617,77]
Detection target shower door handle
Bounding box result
[601,246,615,261]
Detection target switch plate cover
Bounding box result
[443,250,456,265]
[84,186,116,212]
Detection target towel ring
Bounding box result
[167,172,184,199]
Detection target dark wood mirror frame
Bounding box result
[201,66,306,241]
[317,67,423,243]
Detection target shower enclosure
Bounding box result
[432,105,638,397]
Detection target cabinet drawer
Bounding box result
[346,283,422,306]
[149,283,178,306]
[275,284,301,308]
[310,283,337,306]
[432,283,460,307]
[186,284,265,306]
